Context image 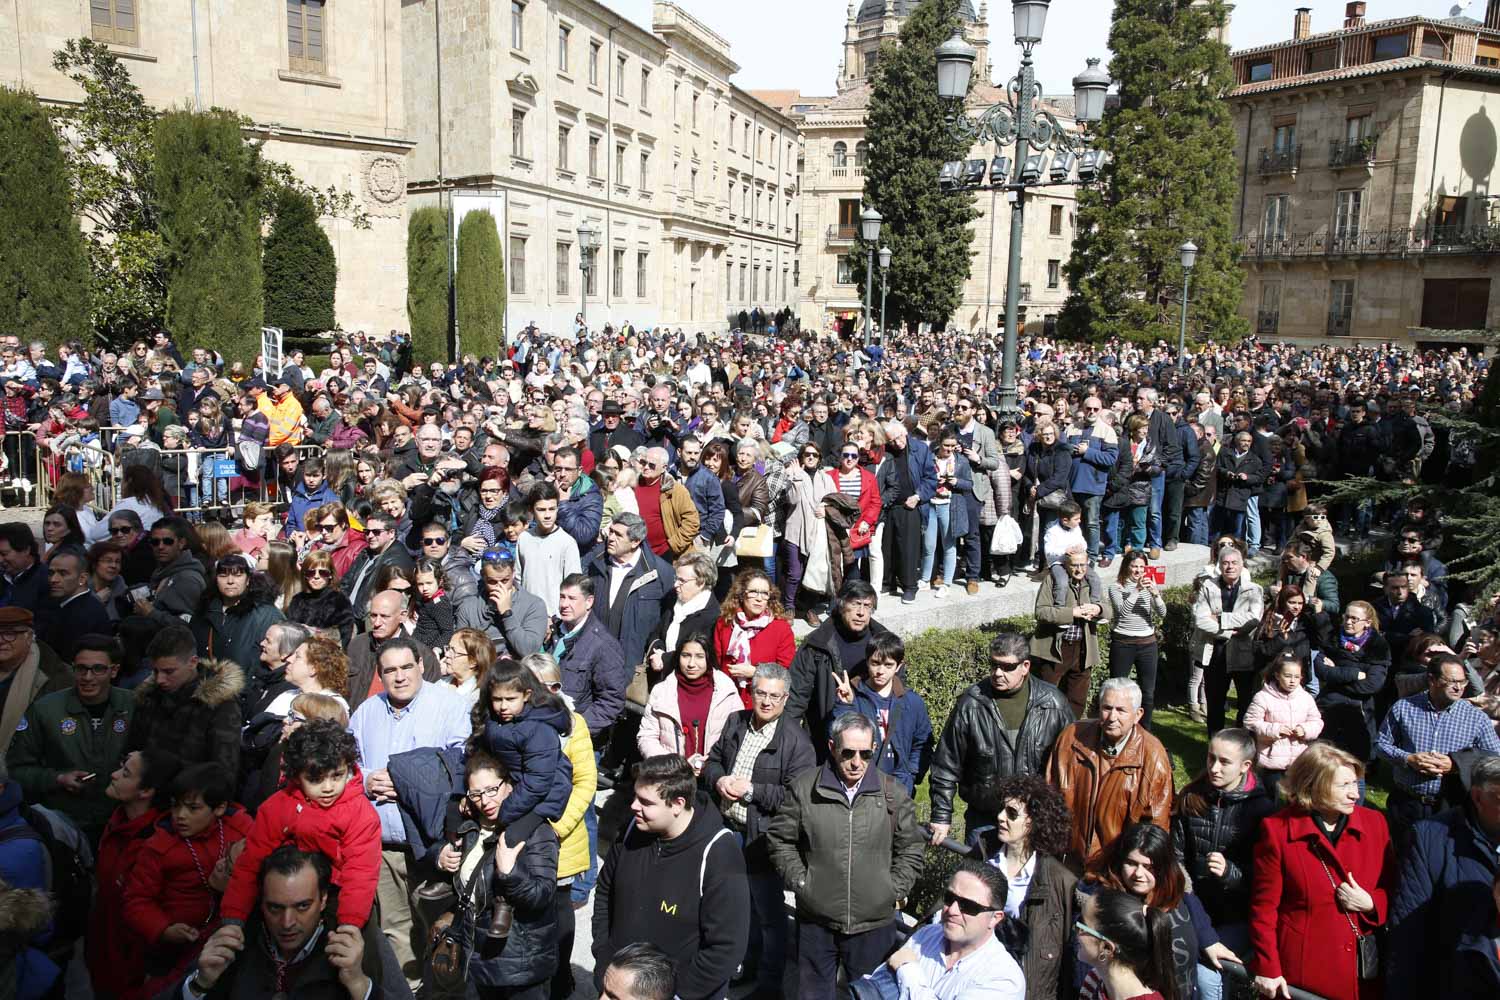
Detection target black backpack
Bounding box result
[0,805,95,955]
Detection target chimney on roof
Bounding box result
[1294,7,1312,40]
[1344,1,1366,28]
[1488,0,1500,31]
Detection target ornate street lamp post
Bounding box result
[936,0,1110,414]
[878,245,892,340]
[860,208,882,346]
[1178,240,1198,370]
[577,221,601,331]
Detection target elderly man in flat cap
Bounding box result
[0,606,70,756]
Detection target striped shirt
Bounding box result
[1377,691,1500,796]
[836,469,863,501]
[1107,583,1167,638]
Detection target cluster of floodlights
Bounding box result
[938,148,1109,192]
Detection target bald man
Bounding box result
[346,590,444,710]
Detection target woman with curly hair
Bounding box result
[713,568,796,709]
[286,550,355,645]
[967,774,1077,1000]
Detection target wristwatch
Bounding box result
[186,971,210,998]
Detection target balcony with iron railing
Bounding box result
[826,224,857,244]
[1256,310,1280,334]
[1327,313,1353,337]
[1237,225,1500,260]
[1329,135,1379,169]
[1259,145,1302,176]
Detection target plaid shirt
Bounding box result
[1377,691,1500,796]
[725,716,779,827]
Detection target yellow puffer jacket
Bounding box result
[552,710,597,879]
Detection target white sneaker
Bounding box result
[932,585,945,599]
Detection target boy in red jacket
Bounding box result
[219,718,382,929]
[122,762,253,1000]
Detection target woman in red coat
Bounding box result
[714,568,797,709]
[1250,742,1396,1000]
[827,443,883,561]
[86,749,180,1000]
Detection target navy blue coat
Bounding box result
[830,683,934,795]
[876,438,939,515]
[558,477,604,561]
[585,548,674,673]
[481,702,575,828]
[555,615,628,738]
[387,744,467,863]
[1390,805,1500,999]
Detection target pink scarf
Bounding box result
[727,610,772,667]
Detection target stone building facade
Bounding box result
[783,1,1081,337]
[1230,2,1500,347]
[1,0,412,335]
[403,0,799,338]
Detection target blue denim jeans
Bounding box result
[1102,509,1121,558]
[919,503,957,585]
[1196,922,1250,1000]
[1074,493,1104,559]
[1146,472,1166,548]
[570,750,603,903]
[1245,495,1261,549]
[1186,507,1209,546]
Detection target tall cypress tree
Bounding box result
[263,187,337,335]
[856,0,976,331]
[455,209,506,359]
[1060,0,1244,344]
[154,109,263,362]
[0,87,91,348]
[407,206,450,363]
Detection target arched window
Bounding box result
[855,141,869,168]
[832,141,847,168]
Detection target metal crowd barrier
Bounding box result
[0,430,48,509]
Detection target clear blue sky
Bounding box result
[611,0,1475,95]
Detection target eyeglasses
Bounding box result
[304,568,333,579]
[943,891,996,917]
[108,526,133,536]
[465,783,508,803]
[318,522,340,532]
[744,589,771,598]
[840,451,860,459]
[1074,921,1115,946]
[366,526,391,536]
[286,710,307,725]
[481,549,515,564]
[837,748,876,762]
[148,537,177,547]
[72,662,113,675]
[1084,406,1101,413]
[1000,804,1026,821]
[421,537,449,547]
[991,658,1025,672]
[752,689,787,703]
[0,628,30,642]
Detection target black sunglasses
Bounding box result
[942,891,996,917]
[109,526,133,535]
[837,748,875,762]
[148,537,178,547]
[422,537,449,547]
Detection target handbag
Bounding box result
[1036,489,1069,511]
[1317,857,1379,980]
[625,641,658,709]
[990,514,1023,555]
[424,839,497,996]
[735,523,774,559]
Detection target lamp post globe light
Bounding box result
[576,221,601,330]
[860,207,883,346]
[1177,240,1198,370]
[878,246,893,340]
[935,0,1110,415]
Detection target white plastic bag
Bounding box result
[991,515,1023,555]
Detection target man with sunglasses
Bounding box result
[7,633,132,843]
[853,862,1024,999]
[767,711,925,997]
[344,511,414,620]
[134,517,206,625]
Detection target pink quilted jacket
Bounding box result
[1243,682,1324,772]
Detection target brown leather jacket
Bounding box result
[1047,719,1175,869]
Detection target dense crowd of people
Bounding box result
[0,323,1495,1000]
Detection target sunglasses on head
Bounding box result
[481,549,516,564]
[837,748,875,762]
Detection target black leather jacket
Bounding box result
[927,676,1074,825]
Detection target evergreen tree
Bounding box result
[263,188,337,335]
[407,206,451,363]
[455,209,506,358]
[1060,0,1245,344]
[154,109,264,362]
[855,0,976,331]
[0,88,91,348]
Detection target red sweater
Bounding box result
[636,479,669,555]
[87,806,163,997]
[219,766,382,928]
[713,615,798,709]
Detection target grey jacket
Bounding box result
[956,420,1001,506]
[480,586,549,659]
